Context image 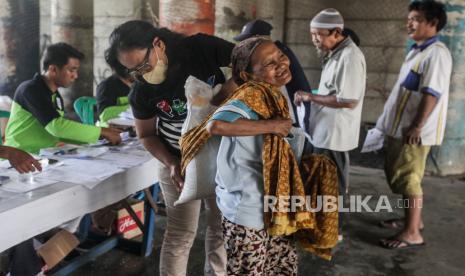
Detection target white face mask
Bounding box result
[143,48,167,84]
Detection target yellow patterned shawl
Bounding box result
[180,80,338,260]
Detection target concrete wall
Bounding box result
[51,0,94,112]
[215,0,257,42]
[40,0,51,62]
[160,0,214,35]
[0,0,40,97]
[285,0,410,123]
[94,0,159,92]
[40,0,159,96]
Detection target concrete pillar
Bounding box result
[256,0,285,41]
[214,0,256,41]
[51,0,93,113]
[0,0,40,97]
[94,0,159,94]
[427,1,465,175]
[159,0,214,35]
[40,0,52,62]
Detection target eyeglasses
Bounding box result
[127,48,152,78]
[310,29,336,39]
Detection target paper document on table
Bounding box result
[107,117,134,127]
[119,108,134,120]
[39,145,108,159]
[0,159,64,193]
[361,128,385,153]
[0,160,11,169]
[97,149,152,169]
[36,159,123,189]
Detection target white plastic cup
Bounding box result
[18,172,34,184]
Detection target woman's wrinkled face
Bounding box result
[247,41,291,87]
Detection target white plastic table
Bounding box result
[0,158,157,252]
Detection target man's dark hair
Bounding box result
[104,47,129,79]
[42,42,84,70]
[109,20,185,75]
[409,0,447,32]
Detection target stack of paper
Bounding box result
[35,159,124,189]
[119,107,134,120]
[97,149,152,169]
[39,145,108,159]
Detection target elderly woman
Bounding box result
[181,37,299,275]
[209,38,296,275]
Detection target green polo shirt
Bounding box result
[5,73,101,154]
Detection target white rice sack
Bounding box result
[175,76,221,205]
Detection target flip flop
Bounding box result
[379,237,426,249]
[379,219,424,231]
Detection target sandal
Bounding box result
[380,237,425,249]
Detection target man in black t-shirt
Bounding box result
[109,21,235,275]
[96,74,131,125]
[96,47,135,126]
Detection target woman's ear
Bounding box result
[239,71,251,82]
[153,37,165,52]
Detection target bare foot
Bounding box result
[379,218,424,231]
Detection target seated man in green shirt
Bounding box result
[96,47,134,126]
[5,43,122,154]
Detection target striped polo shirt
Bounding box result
[376,36,452,145]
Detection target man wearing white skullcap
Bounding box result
[310,8,344,30]
[294,8,366,242]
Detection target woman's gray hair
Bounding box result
[231,37,272,85]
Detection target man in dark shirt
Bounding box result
[234,19,312,132]
[5,43,121,154]
[96,47,134,126]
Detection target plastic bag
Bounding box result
[175,76,221,205]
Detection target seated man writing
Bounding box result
[96,47,134,127]
[5,43,121,154]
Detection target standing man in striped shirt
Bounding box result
[376,0,452,249]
